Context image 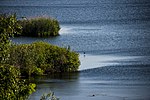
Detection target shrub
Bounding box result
[9,41,80,76]
[0,64,36,100]
[0,14,22,63]
[0,14,35,100]
[19,17,60,37]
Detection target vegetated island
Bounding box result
[18,17,60,37]
[0,14,80,100]
[9,41,80,76]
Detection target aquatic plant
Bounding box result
[9,41,80,76]
[40,92,59,100]
[19,17,60,37]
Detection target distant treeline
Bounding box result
[18,17,60,37]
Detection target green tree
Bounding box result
[0,14,36,100]
[0,14,22,63]
[0,64,36,100]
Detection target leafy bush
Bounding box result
[0,64,36,100]
[0,14,36,100]
[0,14,22,63]
[19,17,60,37]
[9,41,80,76]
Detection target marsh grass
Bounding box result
[19,17,60,37]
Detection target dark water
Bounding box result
[29,65,150,100]
[1,0,150,100]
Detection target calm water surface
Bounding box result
[0,0,150,100]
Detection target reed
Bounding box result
[19,17,60,37]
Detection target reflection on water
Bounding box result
[29,64,150,100]
[29,72,80,100]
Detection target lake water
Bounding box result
[0,0,150,100]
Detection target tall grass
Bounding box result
[19,17,60,37]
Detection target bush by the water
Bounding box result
[0,14,64,100]
[0,64,36,100]
[9,41,80,76]
[19,17,60,37]
[0,14,22,63]
[0,14,36,100]
[0,14,78,100]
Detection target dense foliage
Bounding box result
[0,64,36,100]
[0,14,79,100]
[19,17,60,37]
[9,41,80,76]
[0,14,36,100]
[0,14,22,63]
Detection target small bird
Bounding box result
[92,94,95,96]
[83,52,85,57]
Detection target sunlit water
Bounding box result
[1,0,150,100]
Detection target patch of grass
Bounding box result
[19,17,60,37]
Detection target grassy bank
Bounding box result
[19,17,60,37]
